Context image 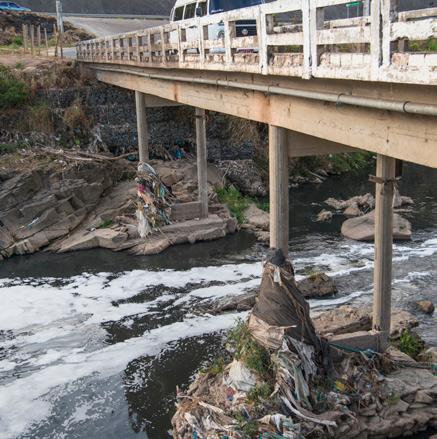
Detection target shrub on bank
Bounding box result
[0,64,29,109]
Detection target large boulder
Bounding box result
[313,305,418,337]
[243,204,269,231]
[57,229,129,252]
[316,210,333,222]
[297,273,337,298]
[341,211,412,241]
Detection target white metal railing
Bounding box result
[77,0,437,85]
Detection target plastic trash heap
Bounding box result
[136,162,174,238]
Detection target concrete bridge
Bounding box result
[77,0,437,351]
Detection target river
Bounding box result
[0,163,436,439]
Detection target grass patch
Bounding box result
[26,103,54,135]
[98,219,113,229]
[0,143,23,155]
[63,97,91,131]
[387,393,401,406]
[0,64,29,109]
[235,413,259,438]
[256,199,269,213]
[227,319,272,379]
[200,356,226,376]
[399,329,424,360]
[247,382,272,404]
[216,185,251,224]
[327,152,373,174]
[409,38,437,53]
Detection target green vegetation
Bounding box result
[0,65,29,110]
[227,319,272,379]
[399,329,424,360]
[256,199,269,213]
[409,38,437,53]
[26,103,54,135]
[13,36,23,47]
[216,186,251,224]
[387,393,401,406]
[0,143,23,155]
[216,186,269,223]
[98,219,114,229]
[200,356,226,376]
[247,382,272,404]
[235,413,259,438]
[328,152,373,174]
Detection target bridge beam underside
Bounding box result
[94,68,437,169]
[93,66,436,352]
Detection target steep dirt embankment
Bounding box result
[0,11,93,46]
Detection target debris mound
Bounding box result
[172,250,437,439]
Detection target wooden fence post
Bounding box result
[37,25,41,55]
[30,24,35,55]
[44,28,49,56]
[22,24,28,53]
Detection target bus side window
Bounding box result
[184,3,197,19]
[174,6,185,21]
[196,2,207,16]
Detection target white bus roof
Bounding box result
[173,0,206,7]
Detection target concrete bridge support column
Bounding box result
[195,108,208,219]
[135,91,149,162]
[373,154,396,351]
[269,125,289,257]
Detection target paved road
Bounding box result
[50,16,168,58]
[66,16,167,38]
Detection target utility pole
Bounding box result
[56,0,64,58]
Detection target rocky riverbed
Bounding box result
[0,163,436,439]
[0,149,243,260]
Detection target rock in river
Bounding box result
[416,300,435,315]
[297,272,337,298]
[341,210,412,241]
[316,210,333,222]
[243,204,269,231]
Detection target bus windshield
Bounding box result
[209,0,263,14]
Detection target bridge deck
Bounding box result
[77,0,437,86]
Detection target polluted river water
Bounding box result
[0,164,436,439]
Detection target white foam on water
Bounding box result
[174,278,260,306]
[309,290,369,309]
[0,311,247,439]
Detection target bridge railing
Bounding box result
[77,0,437,85]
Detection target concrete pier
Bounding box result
[195,108,208,219]
[135,91,149,162]
[269,125,289,256]
[373,154,396,350]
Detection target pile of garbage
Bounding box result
[172,250,437,439]
[136,162,174,238]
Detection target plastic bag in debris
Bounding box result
[250,249,321,352]
[136,207,152,238]
[227,360,257,392]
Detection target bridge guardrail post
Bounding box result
[258,9,268,75]
[224,20,235,67]
[309,2,324,77]
[302,0,312,79]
